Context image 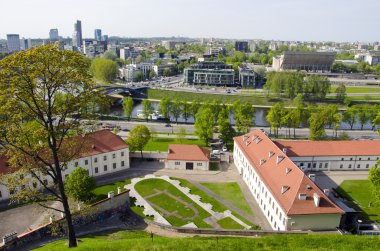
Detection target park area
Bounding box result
[336,180,380,222]
[142,137,205,151]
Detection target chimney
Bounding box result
[323,189,330,197]
[118,187,122,194]
[282,148,288,155]
[281,185,290,194]
[298,193,307,200]
[268,151,274,158]
[108,191,115,199]
[313,193,320,207]
[308,174,316,182]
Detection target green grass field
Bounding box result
[143,137,206,151]
[201,182,253,217]
[217,217,244,229]
[91,179,132,201]
[35,230,380,251]
[134,178,212,228]
[331,86,380,94]
[336,180,380,222]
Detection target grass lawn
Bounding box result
[134,178,211,228]
[35,230,380,251]
[217,217,244,229]
[147,193,196,218]
[91,179,132,201]
[201,182,253,217]
[336,180,380,222]
[143,137,206,151]
[331,86,380,94]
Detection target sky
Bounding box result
[1,0,379,42]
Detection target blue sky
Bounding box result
[1,0,378,42]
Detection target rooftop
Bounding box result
[234,130,343,216]
[167,144,210,161]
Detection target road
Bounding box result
[99,120,380,140]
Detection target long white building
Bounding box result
[0,130,130,202]
[234,130,344,231]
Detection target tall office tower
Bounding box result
[94,29,102,41]
[72,20,82,48]
[49,29,59,40]
[6,34,21,52]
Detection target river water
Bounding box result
[110,100,373,130]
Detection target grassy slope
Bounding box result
[143,137,206,152]
[217,217,244,229]
[134,178,211,228]
[336,180,380,222]
[330,86,380,94]
[201,182,253,217]
[35,230,380,251]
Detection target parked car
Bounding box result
[222,146,228,152]
[212,149,221,155]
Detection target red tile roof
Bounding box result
[274,140,380,157]
[234,130,343,216]
[0,130,128,175]
[167,144,210,161]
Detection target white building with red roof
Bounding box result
[166,144,210,171]
[0,130,129,202]
[274,140,380,172]
[233,129,344,231]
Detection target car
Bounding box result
[222,146,228,152]
[212,149,220,155]
[165,123,172,127]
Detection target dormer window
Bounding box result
[281,185,290,194]
[285,167,292,174]
[260,159,266,166]
[268,151,274,158]
[277,155,285,164]
[298,193,307,200]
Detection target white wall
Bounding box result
[286,214,341,231]
[166,160,209,171]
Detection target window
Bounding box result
[341,158,344,161]
[104,165,108,171]
[269,198,272,204]
[319,163,322,169]
[85,159,88,165]
[324,163,328,168]
[357,164,360,169]
[94,157,98,163]
[75,162,78,167]
[340,164,343,169]
[359,158,361,160]
[197,163,202,166]
[313,163,316,168]
[350,158,353,161]
[348,164,352,168]
[307,163,311,168]
[121,151,124,157]
[121,161,125,167]
[271,216,273,222]
[175,161,181,165]
[368,157,371,161]
[0,191,2,198]
[103,156,107,161]
[300,163,304,167]
[95,167,98,174]
[276,208,278,214]
[43,179,48,185]
[112,153,116,159]
[113,163,116,169]
[366,164,369,169]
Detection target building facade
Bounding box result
[235,41,248,52]
[0,130,130,202]
[166,144,210,171]
[184,61,235,86]
[233,130,344,231]
[49,29,59,41]
[72,20,82,48]
[153,63,175,76]
[94,29,102,41]
[6,34,20,52]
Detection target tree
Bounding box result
[325,105,339,129]
[170,99,182,124]
[332,113,343,138]
[177,126,186,143]
[163,67,171,77]
[218,119,235,146]
[194,107,214,145]
[0,44,98,247]
[356,104,370,130]
[190,100,201,122]
[309,106,328,140]
[149,71,155,79]
[149,126,157,142]
[343,106,358,130]
[369,166,380,206]
[126,125,151,158]
[266,102,285,137]
[304,75,331,100]
[65,167,96,202]
[335,83,347,101]
[181,100,191,123]
[233,102,255,134]
[90,58,118,83]
[135,72,143,82]
[102,50,117,61]
[158,98,171,120]
[141,100,154,122]
[122,97,134,120]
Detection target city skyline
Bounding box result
[1,0,379,42]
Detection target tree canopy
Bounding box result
[90,58,118,83]
[126,125,151,157]
[65,167,96,202]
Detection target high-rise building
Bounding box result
[94,29,102,41]
[49,29,59,41]
[6,34,21,52]
[235,41,248,52]
[72,20,82,48]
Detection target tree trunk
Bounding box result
[293,127,296,138]
[140,150,144,159]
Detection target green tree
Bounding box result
[102,50,117,61]
[356,104,370,130]
[309,106,328,140]
[343,106,358,130]
[210,100,222,124]
[190,100,201,122]
[0,44,98,247]
[170,99,182,123]
[335,83,347,101]
[218,118,235,146]
[163,67,171,77]
[332,113,343,138]
[325,105,339,129]
[65,167,96,202]
[266,102,285,137]
[135,72,143,82]
[149,71,155,79]
[177,126,186,143]
[90,58,118,83]
[181,100,191,123]
[369,166,380,206]
[195,107,214,145]
[158,98,171,120]
[122,97,134,120]
[233,102,255,134]
[141,100,154,122]
[304,75,331,100]
[126,125,151,158]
